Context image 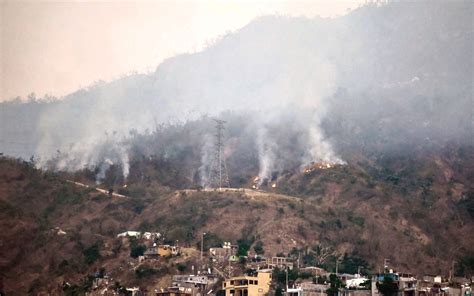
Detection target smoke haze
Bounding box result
[1,1,472,185]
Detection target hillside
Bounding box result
[1,146,473,293]
[0,1,473,294]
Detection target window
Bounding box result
[230,281,234,285]
[255,281,258,285]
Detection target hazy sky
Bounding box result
[1,0,364,101]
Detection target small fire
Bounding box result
[304,162,335,174]
[271,183,277,188]
[252,176,260,189]
[123,184,128,188]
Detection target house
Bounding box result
[172,274,219,286]
[126,287,143,296]
[300,266,327,277]
[169,274,219,296]
[398,273,417,296]
[144,244,180,258]
[210,242,237,262]
[299,282,329,296]
[374,272,418,296]
[142,232,161,240]
[144,246,160,259]
[345,275,370,289]
[266,257,294,270]
[286,287,303,296]
[222,270,272,296]
[117,231,141,238]
[158,245,180,257]
[422,275,443,284]
[156,286,192,296]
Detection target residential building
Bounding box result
[222,270,272,296]
[157,275,219,296]
[159,245,180,257]
[286,287,303,296]
[300,266,328,277]
[156,286,192,296]
[210,243,237,262]
[117,231,141,238]
[144,244,180,258]
[374,272,418,296]
[299,282,329,296]
[172,274,219,293]
[266,257,294,270]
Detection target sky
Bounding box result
[0,0,365,102]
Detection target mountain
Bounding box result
[1,1,472,171]
[0,1,473,293]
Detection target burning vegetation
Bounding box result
[303,162,339,174]
[251,176,277,190]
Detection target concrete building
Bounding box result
[144,244,180,258]
[210,242,237,262]
[345,275,370,289]
[266,257,294,270]
[300,267,328,277]
[158,245,180,257]
[117,231,141,238]
[158,274,219,296]
[299,282,329,296]
[156,286,192,296]
[286,287,303,296]
[222,270,272,296]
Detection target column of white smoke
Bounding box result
[199,134,214,188]
[305,114,345,165]
[256,126,277,187]
[96,158,114,184]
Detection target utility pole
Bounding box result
[297,251,301,269]
[209,119,230,189]
[200,232,206,261]
[383,258,390,272]
[449,260,456,282]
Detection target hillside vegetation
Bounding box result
[1,145,473,293]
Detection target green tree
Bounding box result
[237,239,251,257]
[455,254,474,278]
[130,240,146,258]
[253,241,265,255]
[275,287,284,296]
[83,244,100,265]
[376,276,399,296]
[326,274,344,296]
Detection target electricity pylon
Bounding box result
[209,119,230,189]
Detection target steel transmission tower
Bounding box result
[209,119,230,189]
